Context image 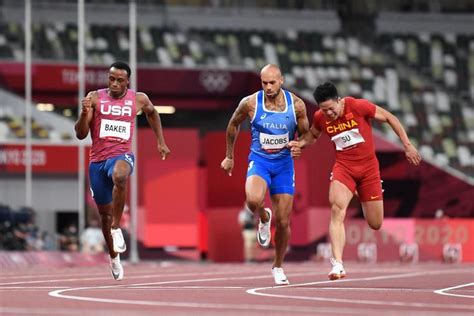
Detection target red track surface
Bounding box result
[1,261,473,315]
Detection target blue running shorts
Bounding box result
[246,152,295,195]
[89,153,135,205]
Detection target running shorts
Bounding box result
[331,157,383,202]
[89,152,135,205]
[247,152,295,195]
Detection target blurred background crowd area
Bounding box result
[0,0,472,260]
[0,0,472,177]
[0,203,106,253]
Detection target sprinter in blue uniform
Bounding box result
[221,64,309,285]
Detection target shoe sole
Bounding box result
[275,280,290,285]
[328,273,346,280]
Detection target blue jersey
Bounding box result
[250,89,297,160]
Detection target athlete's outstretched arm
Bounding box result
[221,96,251,176]
[75,91,96,140]
[374,106,421,166]
[138,92,170,160]
[288,125,321,158]
[288,96,312,158]
[294,97,310,137]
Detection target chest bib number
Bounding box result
[260,132,289,151]
[331,128,364,151]
[100,119,131,142]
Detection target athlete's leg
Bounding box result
[328,180,354,263]
[270,193,293,268]
[111,160,132,229]
[245,175,269,222]
[89,162,116,257]
[361,200,384,230]
[97,204,116,258]
[357,165,384,230]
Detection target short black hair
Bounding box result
[110,61,131,79]
[313,81,339,105]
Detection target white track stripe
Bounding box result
[0,270,260,286]
[0,286,71,289]
[127,286,244,289]
[246,269,474,311]
[434,282,474,299]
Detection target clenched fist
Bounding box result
[81,97,92,116]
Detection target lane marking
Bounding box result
[0,270,259,286]
[47,273,365,314]
[0,286,71,289]
[434,282,474,299]
[127,286,244,289]
[246,269,474,311]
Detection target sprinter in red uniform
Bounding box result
[289,82,421,280]
[75,62,170,280]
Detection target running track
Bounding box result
[0,261,473,315]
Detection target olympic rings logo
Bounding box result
[199,70,232,93]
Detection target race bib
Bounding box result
[99,119,131,142]
[331,128,365,151]
[260,132,289,151]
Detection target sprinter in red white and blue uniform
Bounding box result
[75,61,170,281]
[221,64,309,285]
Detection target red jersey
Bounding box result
[313,97,376,163]
[89,88,137,162]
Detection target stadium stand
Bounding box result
[0,17,471,176]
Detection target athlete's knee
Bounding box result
[112,172,128,188]
[368,219,382,230]
[330,204,346,222]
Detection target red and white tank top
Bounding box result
[89,88,137,162]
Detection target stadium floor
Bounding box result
[0,261,473,315]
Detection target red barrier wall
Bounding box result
[343,218,474,262]
[137,128,200,247]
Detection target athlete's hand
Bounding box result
[288,140,303,159]
[404,143,422,166]
[220,157,234,176]
[158,143,170,160]
[80,97,92,116]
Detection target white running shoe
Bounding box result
[111,228,126,253]
[272,267,290,285]
[257,208,272,248]
[328,258,346,280]
[110,254,124,281]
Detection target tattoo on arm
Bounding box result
[226,97,250,158]
[294,98,309,136]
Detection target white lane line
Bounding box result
[0,307,157,315]
[0,270,257,286]
[246,269,474,311]
[0,286,71,289]
[127,286,244,289]
[434,282,474,299]
[47,273,367,314]
[292,287,436,292]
